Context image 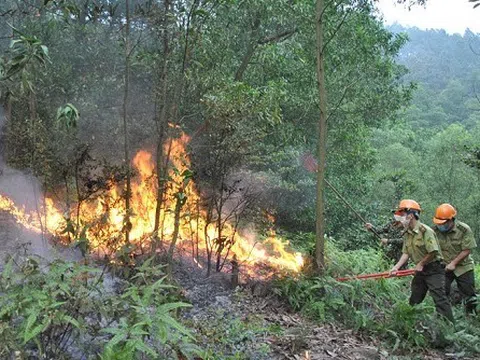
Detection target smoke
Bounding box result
[0,105,79,263]
[0,105,42,211]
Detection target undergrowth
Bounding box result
[185,306,276,360]
[275,233,480,357]
[0,256,203,359]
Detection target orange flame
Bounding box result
[0,136,303,272]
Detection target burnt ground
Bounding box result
[171,246,461,360]
[0,212,469,360]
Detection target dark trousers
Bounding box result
[410,261,454,322]
[445,270,477,314]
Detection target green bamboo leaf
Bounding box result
[24,324,44,344]
[131,339,157,357]
[24,313,37,332]
[105,332,128,349]
[48,301,67,309]
[157,302,192,313]
[156,312,193,338]
[63,315,81,329]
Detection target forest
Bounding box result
[0,0,480,359]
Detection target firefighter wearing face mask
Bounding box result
[390,199,454,322]
[433,203,477,314]
[365,218,406,268]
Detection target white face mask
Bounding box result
[394,214,409,227]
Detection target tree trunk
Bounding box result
[75,161,82,233]
[153,0,172,245]
[167,194,183,271]
[64,171,71,242]
[215,195,224,272]
[234,16,260,82]
[196,200,200,262]
[315,0,327,274]
[205,210,213,277]
[123,0,132,245]
[153,137,165,241]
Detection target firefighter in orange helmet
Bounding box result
[433,203,477,314]
[390,199,454,322]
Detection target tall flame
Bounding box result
[0,135,303,272]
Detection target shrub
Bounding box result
[0,256,202,359]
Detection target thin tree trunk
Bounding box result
[154,139,165,241]
[32,179,45,244]
[205,211,213,277]
[215,187,224,272]
[234,42,257,82]
[64,171,71,242]
[167,193,184,273]
[188,214,195,260]
[315,0,327,274]
[75,162,82,233]
[28,91,46,244]
[196,200,200,262]
[123,0,132,245]
[153,0,172,243]
[155,0,193,249]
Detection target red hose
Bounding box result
[336,269,415,282]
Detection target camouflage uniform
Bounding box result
[402,221,454,322]
[374,221,405,267]
[434,221,477,314]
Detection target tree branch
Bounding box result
[235,28,296,81]
[234,14,261,81]
[326,77,360,122]
[322,8,350,54]
[319,0,339,22]
[258,28,296,45]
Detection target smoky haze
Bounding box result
[0,105,80,263]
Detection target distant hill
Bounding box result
[388,25,480,127]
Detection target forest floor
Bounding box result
[0,212,468,360]
[170,245,459,360]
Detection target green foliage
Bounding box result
[1,26,50,86]
[369,119,480,242]
[56,103,80,129]
[0,256,201,359]
[0,0,419,253]
[274,239,480,356]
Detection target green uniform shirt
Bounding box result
[402,221,443,264]
[376,221,405,245]
[434,221,476,277]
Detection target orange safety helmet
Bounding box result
[396,199,421,213]
[433,203,457,225]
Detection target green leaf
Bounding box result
[131,339,157,357]
[40,45,49,57]
[157,302,192,313]
[23,324,44,344]
[193,9,210,18]
[47,301,67,309]
[23,316,44,344]
[63,315,81,329]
